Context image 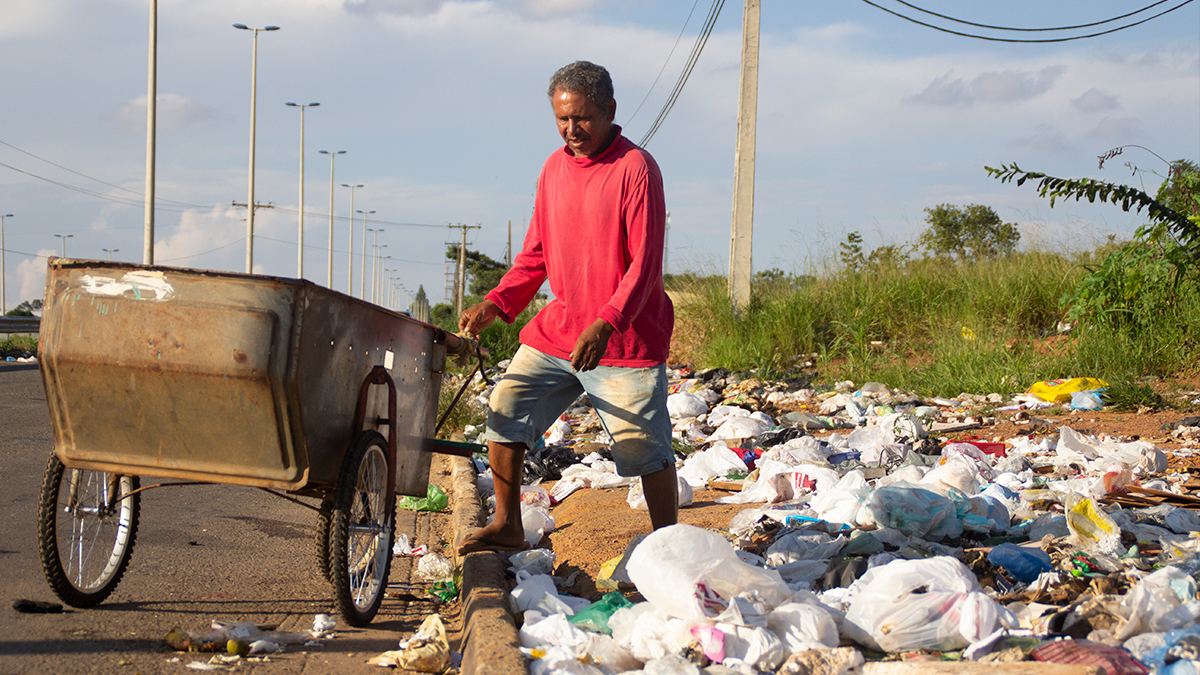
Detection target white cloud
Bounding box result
[1089,117,1143,141]
[0,0,66,39]
[908,65,1067,108]
[115,94,217,134]
[342,0,444,17]
[1072,88,1120,113]
[154,206,246,271]
[16,250,56,305]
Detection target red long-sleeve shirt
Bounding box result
[486,130,674,366]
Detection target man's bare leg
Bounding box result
[458,440,530,554]
[639,463,679,531]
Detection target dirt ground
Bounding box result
[540,406,1200,601]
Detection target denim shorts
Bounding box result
[483,345,674,477]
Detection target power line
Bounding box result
[0,139,200,209]
[860,0,1196,43]
[624,0,703,128]
[0,157,443,229]
[638,0,727,147]
[890,0,1176,32]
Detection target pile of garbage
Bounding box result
[461,366,1200,675]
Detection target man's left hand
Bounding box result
[570,319,614,371]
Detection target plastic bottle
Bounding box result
[988,542,1053,582]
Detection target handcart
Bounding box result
[34,259,480,626]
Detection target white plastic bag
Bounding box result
[626,524,792,622]
[607,603,696,663]
[862,483,962,541]
[667,392,709,419]
[807,471,871,529]
[767,601,840,653]
[843,556,1013,652]
[521,502,555,548]
[766,531,845,566]
[706,416,771,443]
[715,623,785,672]
[627,474,694,511]
[511,572,576,616]
[676,442,748,488]
[509,548,557,576]
[415,552,454,582]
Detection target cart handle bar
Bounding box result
[433,331,492,438]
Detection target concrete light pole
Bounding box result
[358,209,374,300]
[102,248,119,261]
[144,0,156,264]
[233,23,280,275]
[54,234,74,257]
[377,253,391,305]
[342,184,363,295]
[286,101,319,278]
[359,212,376,299]
[319,149,346,288]
[1,214,12,314]
[368,228,385,304]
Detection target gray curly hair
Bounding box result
[547,61,613,108]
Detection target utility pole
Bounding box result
[506,219,512,266]
[728,0,760,312]
[233,201,275,269]
[664,209,671,275]
[446,223,480,317]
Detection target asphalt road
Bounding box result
[0,363,448,674]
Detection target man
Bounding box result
[457,61,677,555]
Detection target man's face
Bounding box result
[552,88,616,158]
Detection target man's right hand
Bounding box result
[459,299,502,336]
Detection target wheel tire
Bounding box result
[314,499,334,582]
[37,452,140,607]
[330,431,394,627]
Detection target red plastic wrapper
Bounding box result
[1032,639,1149,675]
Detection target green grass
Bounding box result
[0,335,37,359]
[669,247,1199,401]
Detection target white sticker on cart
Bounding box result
[384,349,395,371]
[79,271,175,301]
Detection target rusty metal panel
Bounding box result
[293,286,441,497]
[39,260,444,496]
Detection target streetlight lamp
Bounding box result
[359,212,376,299]
[232,23,280,275]
[54,234,74,258]
[318,149,346,288]
[342,184,363,295]
[286,101,319,278]
[102,248,119,261]
[0,214,12,314]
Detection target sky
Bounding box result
[1,0,1198,312]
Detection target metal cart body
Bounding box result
[35,259,461,625]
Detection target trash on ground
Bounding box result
[368,614,451,671]
[457,365,1200,674]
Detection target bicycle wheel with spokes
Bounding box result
[37,452,140,607]
[330,431,394,627]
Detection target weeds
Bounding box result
[0,335,37,359]
[1105,381,1168,412]
[667,244,1199,399]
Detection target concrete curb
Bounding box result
[450,455,529,675]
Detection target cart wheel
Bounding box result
[37,452,140,607]
[314,499,334,582]
[330,431,395,627]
